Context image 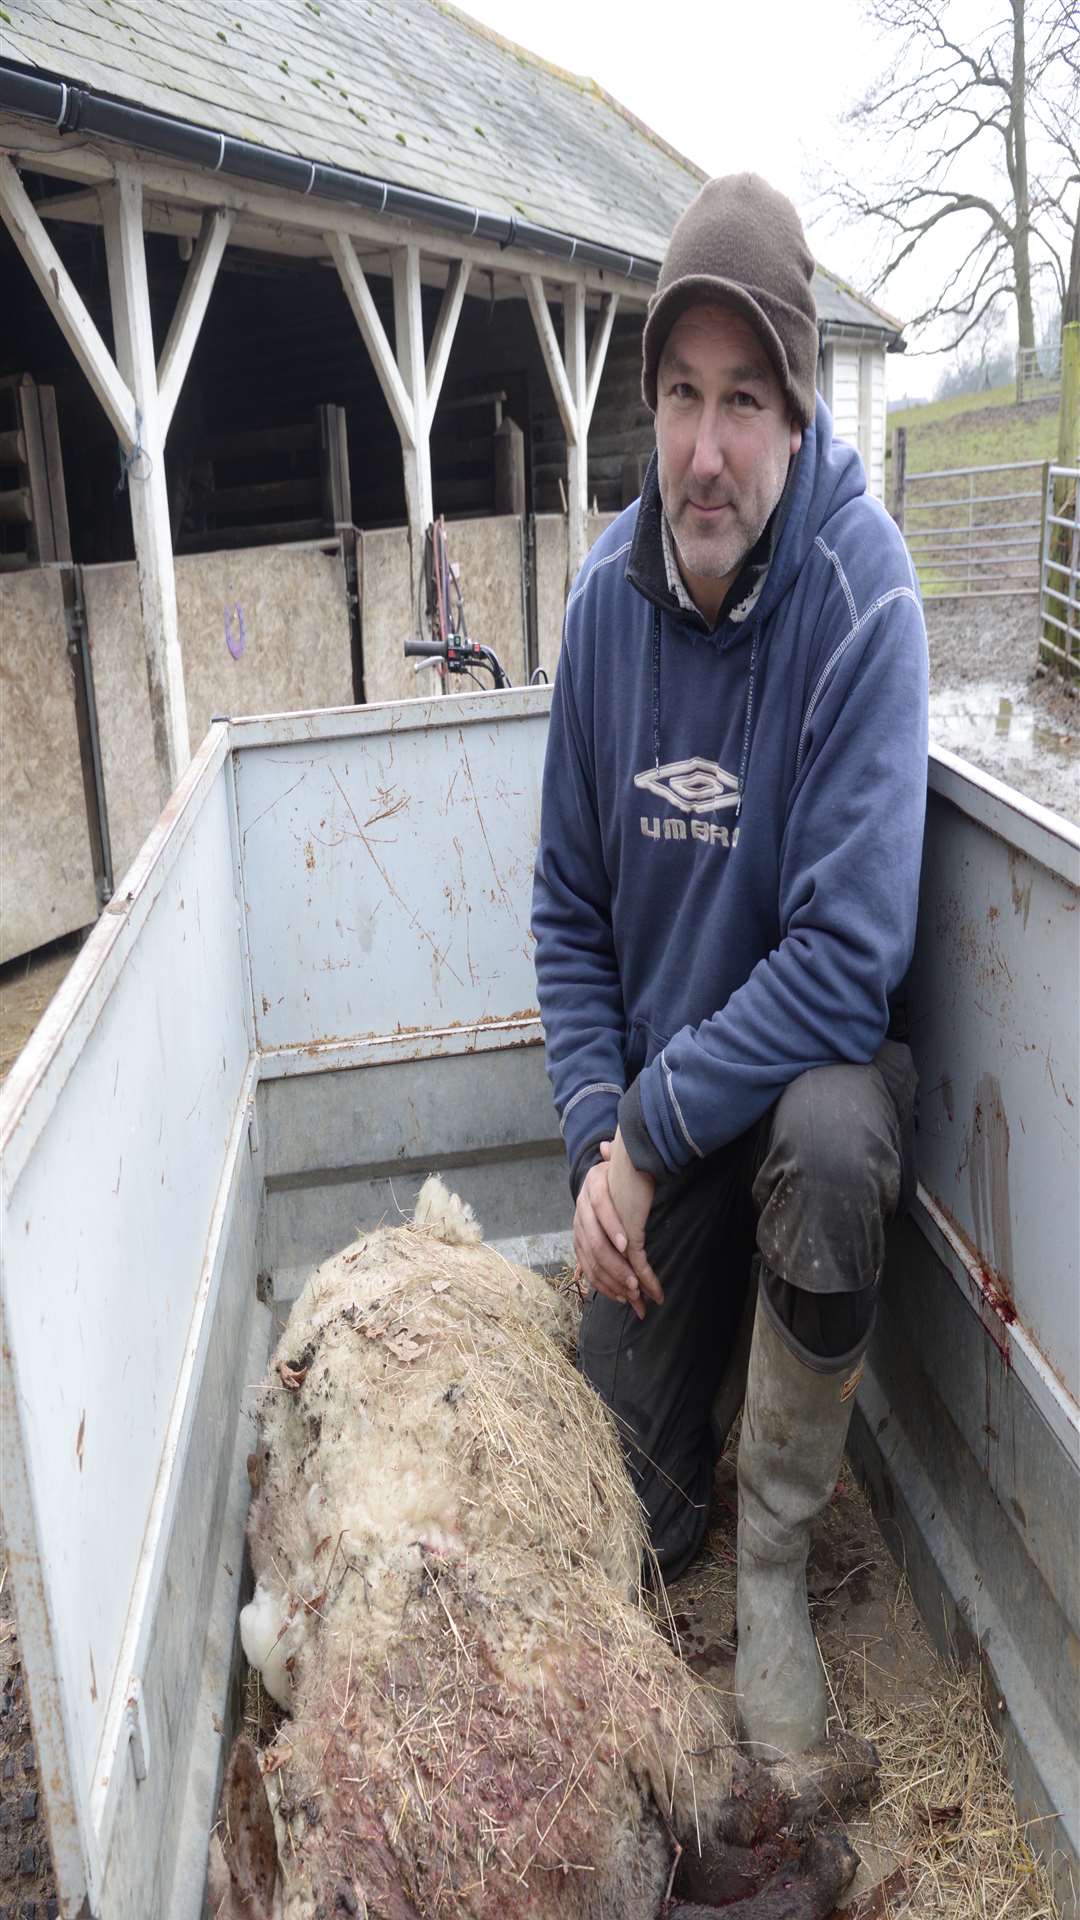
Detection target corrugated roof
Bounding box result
[0,0,901,336]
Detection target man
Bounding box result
[531,174,928,1766]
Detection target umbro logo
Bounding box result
[633,756,740,814]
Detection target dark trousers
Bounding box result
[577,1041,917,1583]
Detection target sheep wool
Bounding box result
[219,1178,866,1920]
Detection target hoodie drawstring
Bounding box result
[735,623,759,818]
[650,608,760,816]
[651,606,662,771]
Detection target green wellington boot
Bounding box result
[734,1293,861,1761]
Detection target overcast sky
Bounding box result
[459,0,1034,402]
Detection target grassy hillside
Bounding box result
[884,384,1063,598]
[885,386,1061,481]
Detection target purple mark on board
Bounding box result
[224,603,247,660]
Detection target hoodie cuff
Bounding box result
[616,1078,670,1182]
[569,1140,607,1202]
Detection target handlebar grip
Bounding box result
[403,639,448,658]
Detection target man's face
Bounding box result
[655,303,803,605]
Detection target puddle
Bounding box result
[929,681,1079,820]
[930,682,1077,762]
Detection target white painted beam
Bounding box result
[564,281,589,585]
[392,243,433,601]
[425,258,470,416]
[156,207,233,439]
[0,156,136,449]
[0,121,653,305]
[21,186,100,221]
[584,292,619,433]
[325,229,415,447]
[525,275,578,445]
[102,166,190,798]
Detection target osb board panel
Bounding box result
[359,527,416,707]
[84,544,354,883]
[534,513,617,680]
[360,519,525,700]
[176,544,353,742]
[0,568,97,964]
[447,516,525,686]
[81,562,160,888]
[534,516,567,683]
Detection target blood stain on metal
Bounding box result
[1007,848,1033,929]
[75,1412,85,1470]
[968,1072,1013,1300]
[934,1200,1015,1367]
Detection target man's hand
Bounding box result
[573,1130,663,1321]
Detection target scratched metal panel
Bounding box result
[234,691,547,1053]
[0,740,253,1908]
[257,1044,569,1298]
[910,753,1080,1402]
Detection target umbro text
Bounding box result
[640,816,740,847]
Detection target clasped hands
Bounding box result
[573,1128,664,1322]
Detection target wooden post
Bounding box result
[0,157,135,447]
[392,245,433,607]
[1037,458,1050,625]
[1042,321,1080,676]
[564,282,588,587]
[493,417,526,517]
[328,237,471,645]
[319,402,353,532]
[2,155,233,790]
[890,426,907,532]
[1058,322,1080,470]
[525,278,618,595]
[156,207,233,439]
[425,259,470,417]
[101,167,190,799]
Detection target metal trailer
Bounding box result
[1,689,1077,1919]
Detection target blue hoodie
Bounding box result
[531,397,929,1191]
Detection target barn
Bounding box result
[0,0,904,963]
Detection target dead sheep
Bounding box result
[209,1178,872,1920]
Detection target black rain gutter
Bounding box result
[0,60,661,286]
[819,316,906,355]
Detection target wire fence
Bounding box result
[894,458,1046,599]
[1039,465,1079,680]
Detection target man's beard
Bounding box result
[668,496,766,584]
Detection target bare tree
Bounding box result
[822,0,1078,353]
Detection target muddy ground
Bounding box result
[0,1594,57,1920]
[925,593,1077,822]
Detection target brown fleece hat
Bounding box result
[642,173,818,427]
